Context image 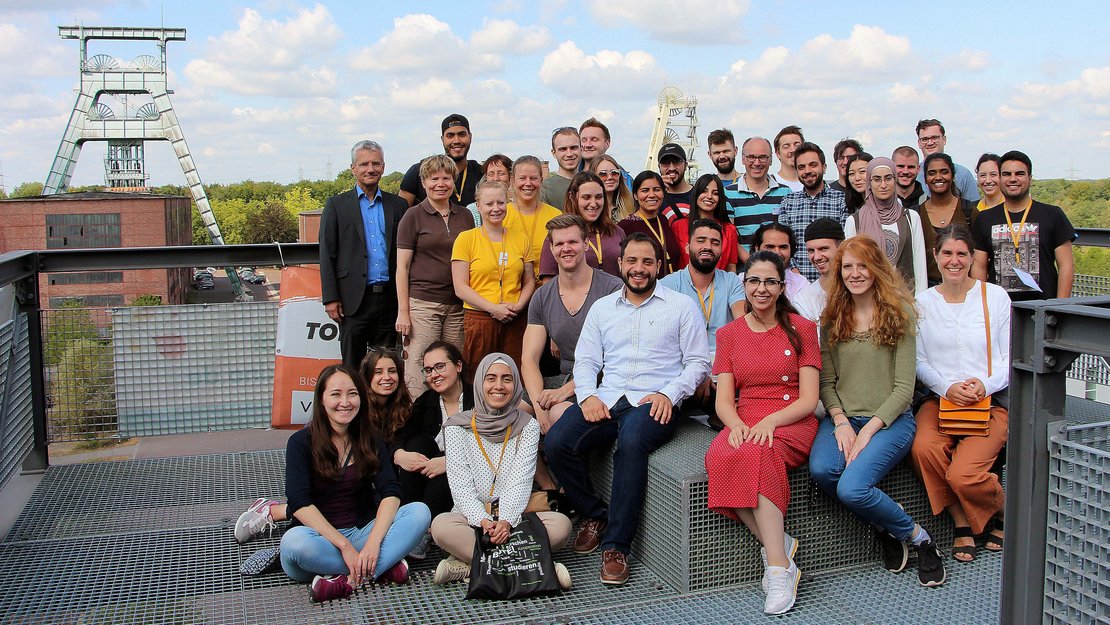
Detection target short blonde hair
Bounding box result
[419,154,458,181]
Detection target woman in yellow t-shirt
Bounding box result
[504,155,562,281]
[452,178,536,383]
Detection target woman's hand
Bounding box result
[339,542,363,585]
[727,423,750,449]
[481,519,513,545]
[420,456,446,478]
[833,420,857,456]
[489,303,517,323]
[395,310,412,337]
[394,450,428,473]
[745,417,776,447]
[355,539,382,584]
[846,419,882,466]
[944,382,978,407]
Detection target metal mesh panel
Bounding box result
[589,422,951,593]
[1045,421,1110,625]
[0,314,34,490]
[1067,354,1110,387]
[1071,274,1110,297]
[41,302,277,443]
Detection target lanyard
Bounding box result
[637,212,670,270]
[481,226,507,303]
[470,414,512,497]
[516,204,542,259]
[1002,200,1032,265]
[454,166,468,204]
[695,277,715,330]
[586,232,603,265]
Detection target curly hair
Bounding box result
[821,235,915,348]
[359,348,413,442]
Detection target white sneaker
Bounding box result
[554,562,572,590]
[234,498,277,544]
[433,555,470,584]
[764,562,800,615]
[761,533,799,592]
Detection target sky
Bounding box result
[2,0,1109,193]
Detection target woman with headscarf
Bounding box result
[429,353,573,588]
[843,157,928,294]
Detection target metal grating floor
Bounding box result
[0,437,1038,624]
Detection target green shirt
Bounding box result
[819,314,916,427]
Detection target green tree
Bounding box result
[11,181,44,198]
[131,294,163,306]
[282,185,319,220]
[52,337,116,438]
[44,299,100,366]
[380,171,403,195]
[243,201,299,244]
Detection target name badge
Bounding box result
[498,252,509,266]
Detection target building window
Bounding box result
[46,213,122,249]
[49,295,125,308]
[47,271,124,285]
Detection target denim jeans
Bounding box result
[808,411,916,540]
[280,502,431,582]
[543,396,681,553]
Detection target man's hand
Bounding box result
[325,301,343,322]
[694,377,714,402]
[581,396,610,422]
[638,392,673,424]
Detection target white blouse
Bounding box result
[915,280,1011,398]
[443,418,540,527]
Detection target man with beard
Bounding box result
[829,138,863,193]
[545,232,710,586]
[657,143,694,225]
[707,128,740,185]
[725,136,791,265]
[971,150,1075,300]
[892,146,925,209]
[399,113,483,207]
[914,118,980,201]
[773,125,805,192]
[522,214,622,432]
[541,127,582,210]
[660,219,745,427]
[774,142,847,281]
[792,218,845,324]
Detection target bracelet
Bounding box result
[834,422,851,429]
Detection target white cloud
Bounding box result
[351,14,502,75]
[540,41,658,99]
[470,18,552,53]
[182,4,341,97]
[589,0,749,45]
[734,25,913,87]
[387,78,465,110]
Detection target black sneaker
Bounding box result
[916,540,947,587]
[878,530,909,573]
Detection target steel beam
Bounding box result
[33,243,319,274]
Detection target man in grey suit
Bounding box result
[319,140,406,368]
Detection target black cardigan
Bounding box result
[284,427,402,528]
[395,384,475,448]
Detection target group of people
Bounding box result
[241,113,1074,614]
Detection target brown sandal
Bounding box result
[951,526,977,562]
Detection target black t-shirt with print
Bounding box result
[971,200,1075,300]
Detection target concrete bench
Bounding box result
[588,420,953,593]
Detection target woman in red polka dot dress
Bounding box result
[704,250,820,615]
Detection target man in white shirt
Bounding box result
[544,232,710,586]
[792,218,845,324]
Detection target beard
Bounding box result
[623,271,657,295]
[689,252,718,274]
[715,157,735,175]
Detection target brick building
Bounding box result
[0,192,192,308]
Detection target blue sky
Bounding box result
[2,1,1109,191]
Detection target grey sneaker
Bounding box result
[764,562,800,614]
[554,562,572,590]
[433,555,470,584]
[234,498,278,544]
[408,531,432,560]
[761,532,799,592]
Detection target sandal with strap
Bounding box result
[984,517,1004,552]
[951,526,977,563]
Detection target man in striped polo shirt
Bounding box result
[723,136,791,265]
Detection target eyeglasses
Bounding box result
[743,277,783,288]
[918,134,943,145]
[552,126,577,136]
[596,169,621,178]
[870,174,895,184]
[421,361,451,377]
[744,154,771,162]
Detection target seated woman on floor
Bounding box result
[429,353,573,589]
[910,225,1009,562]
[234,364,430,602]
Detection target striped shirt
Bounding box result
[724,174,791,246]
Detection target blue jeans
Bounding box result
[808,411,916,540]
[543,396,681,553]
[280,502,431,582]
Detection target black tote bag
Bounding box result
[466,512,561,600]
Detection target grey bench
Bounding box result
[588,420,953,593]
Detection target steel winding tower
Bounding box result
[44,25,247,297]
[645,87,700,181]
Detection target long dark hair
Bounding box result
[359,347,413,442]
[688,174,729,223]
[743,251,804,355]
[631,170,666,212]
[844,151,873,213]
[565,171,618,236]
[309,364,380,482]
[922,152,959,199]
